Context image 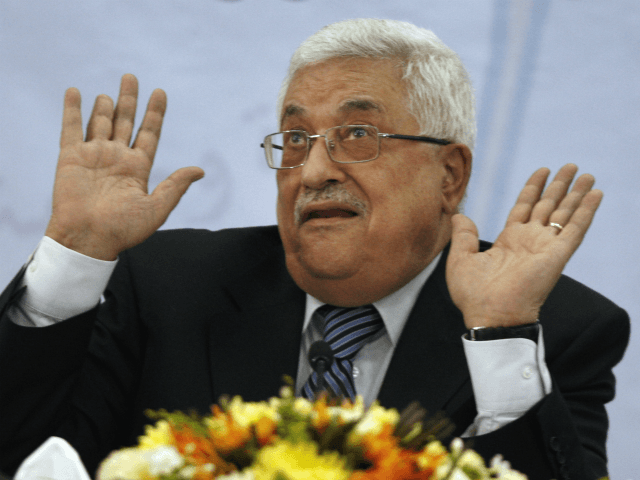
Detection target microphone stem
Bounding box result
[316,359,327,400]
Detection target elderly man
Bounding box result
[0,19,628,479]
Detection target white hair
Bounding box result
[277,18,476,152]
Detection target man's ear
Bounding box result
[439,143,472,214]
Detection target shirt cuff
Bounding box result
[20,236,118,321]
[462,326,552,421]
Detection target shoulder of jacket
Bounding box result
[122,225,283,271]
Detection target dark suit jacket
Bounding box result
[0,226,630,479]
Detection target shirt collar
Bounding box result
[303,251,442,345]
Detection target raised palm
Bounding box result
[446,164,603,328]
[45,74,204,260]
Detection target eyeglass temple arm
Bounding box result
[260,143,284,151]
[380,133,451,146]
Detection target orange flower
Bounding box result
[312,397,332,434]
[254,416,278,446]
[170,423,235,474]
[353,424,436,480]
[208,406,252,454]
[415,446,447,476]
[359,424,397,464]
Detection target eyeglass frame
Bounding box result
[260,124,451,170]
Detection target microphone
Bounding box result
[308,341,334,399]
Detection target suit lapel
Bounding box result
[208,243,306,402]
[378,247,476,432]
[207,239,478,435]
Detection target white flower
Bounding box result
[279,386,294,399]
[329,396,365,424]
[96,445,183,480]
[292,397,313,415]
[450,438,464,456]
[147,446,184,476]
[456,449,488,477]
[447,468,473,480]
[489,455,528,479]
[97,449,148,480]
[178,464,215,478]
[180,465,197,478]
[216,470,256,480]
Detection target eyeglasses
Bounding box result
[261,125,451,170]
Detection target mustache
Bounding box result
[294,184,367,225]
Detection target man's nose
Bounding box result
[300,137,347,189]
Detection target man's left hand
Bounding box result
[446,163,603,328]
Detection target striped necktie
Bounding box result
[302,304,384,402]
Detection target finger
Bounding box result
[112,74,139,145]
[548,173,595,229]
[555,189,603,253]
[529,164,579,224]
[505,167,550,225]
[85,94,115,141]
[149,167,205,226]
[60,88,84,149]
[449,214,480,262]
[132,88,167,163]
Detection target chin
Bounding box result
[297,247,360,280]
[285,253,383,307]
[283,242,361,295]
[283,223,362,274]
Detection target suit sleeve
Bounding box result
[0,250,145,476]
[466,283,630,480]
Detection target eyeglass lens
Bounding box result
[266,125,379,168]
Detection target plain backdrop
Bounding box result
[1,0,638,476]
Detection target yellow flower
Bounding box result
[138,420,173,450]
[207,396,279,430]
[416,441,449,471]
[352,402,399,437]
[292,397,313,416]
[252,440,350,480]
[456,449,488,477]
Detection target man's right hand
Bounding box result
[44,74,205,260]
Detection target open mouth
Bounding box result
[302,208,359,223]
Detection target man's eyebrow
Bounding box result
[280,100,381,125]
[281,105,306,123]
[339,99,382,113]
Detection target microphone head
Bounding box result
[308,340,334,370]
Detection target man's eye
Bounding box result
[288,132,306,144]
[345,127,370,139]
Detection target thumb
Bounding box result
[449,213,479,260]
[150,166,205,223]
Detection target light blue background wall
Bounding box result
[1,0,638,475]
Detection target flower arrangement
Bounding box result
[97,386,526,480]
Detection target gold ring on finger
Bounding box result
[549,222,563,232]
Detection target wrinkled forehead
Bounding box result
[279,57,409,127]
[281,99,383,125]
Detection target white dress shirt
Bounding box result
[295,255,439,405]
[8,236,552,436]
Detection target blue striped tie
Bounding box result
[302,304,384,401]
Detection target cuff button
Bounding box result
[522,366,534,379]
